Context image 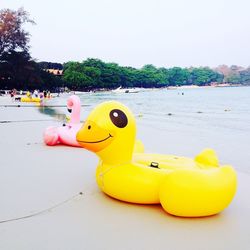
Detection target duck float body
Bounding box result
[76,101,237,217]
[44,95,82,147]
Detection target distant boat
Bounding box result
[112,86,122,93]
[112,86,140,93]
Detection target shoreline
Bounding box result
[1,83,249,96]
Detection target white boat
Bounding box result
[111,86,122,93]
[112,86,140,93]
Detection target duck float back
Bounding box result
[76,101,237,217]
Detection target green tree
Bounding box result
[224,73,241,83]
[190,67,222,86]
[119,67,138,87]
[239,69,250,84]
[0,8,66,91]
[168,67,190,86]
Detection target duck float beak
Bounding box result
[76,120,115,152]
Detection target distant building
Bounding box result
[46,69,63,76]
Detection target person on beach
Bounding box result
[10,90,14,98]
[33,89,38,98]
[10,88,16,98]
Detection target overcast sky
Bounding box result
[1,0,250,68]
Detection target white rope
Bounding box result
[0,192,83,224]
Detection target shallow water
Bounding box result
[42,86,250,173]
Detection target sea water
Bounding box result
[46,86,250,173]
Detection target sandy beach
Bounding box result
[1,95,250,250]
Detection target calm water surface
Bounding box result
[45,86,250,173]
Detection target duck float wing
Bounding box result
[159,164,237,217]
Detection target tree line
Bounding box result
[62,59,224,90]
[1,8,249,92]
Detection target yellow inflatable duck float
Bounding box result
[76,101,237,217]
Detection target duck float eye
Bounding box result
[109,109,128,128]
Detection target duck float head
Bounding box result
[76,101,237,217]
[76,101,136,165]
[43,95,82,147]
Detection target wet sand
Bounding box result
[0,96,250,250]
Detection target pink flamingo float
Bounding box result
[43,95,82,147]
